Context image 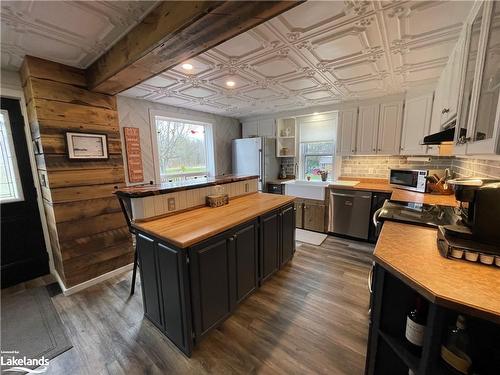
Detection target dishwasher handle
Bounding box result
[331,192,371,199]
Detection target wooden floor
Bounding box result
[3,236,374,375]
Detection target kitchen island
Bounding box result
[132,192,296,356]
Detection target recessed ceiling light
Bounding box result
[226,81,236,87]
[313,112,319,115]
[182,63,193,70]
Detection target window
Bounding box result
[0,110,23,202]
[153,116,214,183]
[298,113,336,181]
[301,142,334,181]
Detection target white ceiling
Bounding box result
[121,0,473,119]
[0,0,157,70]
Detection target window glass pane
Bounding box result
[474,2,500,141]
[0,110,23,203]
[155,118,208,183]
[301,141,334,180]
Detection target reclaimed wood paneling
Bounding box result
[21,55,86,87]
[32,98,118,126]
[48,183,125,203]
[43,168,125,188]
[22,56,131,288]
[30,119,120,139]
[36,154,124,171]
[25,77,116,110]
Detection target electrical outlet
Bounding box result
[167,197,176,211]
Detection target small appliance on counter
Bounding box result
[437,178,500,267]
[389,168,448,193]
[376,200,460,228]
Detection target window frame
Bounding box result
[149,110,215,183]
[0,109,24,203]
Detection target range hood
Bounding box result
[422,119,456,145]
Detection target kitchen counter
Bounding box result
[334,177,497,322]
[114,174,259,198]
[330,179,458,206]
[374,222,500,323]
[133,192,295,248]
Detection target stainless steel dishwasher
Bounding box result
[328,189,372,240]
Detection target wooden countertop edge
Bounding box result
[115,175,259,198]
[133,195,295,249]
[375,254,500,324]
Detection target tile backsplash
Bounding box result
[340,155,500,180]
[452,158,500,178]
[341,155,454,179]
[280,157,296,176]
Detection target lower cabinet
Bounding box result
[136,202,295,357]
[280,203,296,266]
[137,234,192,354]
[261,210,280,281]
[295,198,327,233]
[303,201,326,232]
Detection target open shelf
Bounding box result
[379,330,420,373]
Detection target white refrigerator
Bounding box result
[232,137,280,191]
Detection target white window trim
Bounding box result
[149,109,215,183]
[296,112,338,181]
[0,109,24,203]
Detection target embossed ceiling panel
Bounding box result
[0,0,158,70]
[121,0,474,118]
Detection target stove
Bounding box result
[377,200,460,228]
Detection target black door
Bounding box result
[189,233,233,339]
[1,97,49,287]
[232,220,258,303]
[280,204,295,266]
[260,210,280,282]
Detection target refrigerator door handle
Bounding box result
[258,148,263,182]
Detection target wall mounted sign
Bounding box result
[66,132,108,160]
[123,127,144,183]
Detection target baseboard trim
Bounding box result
[52,263,133,296]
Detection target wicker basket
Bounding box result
[206,194,229,208]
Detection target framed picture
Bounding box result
[66,132,108,160]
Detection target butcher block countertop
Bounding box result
[375,222,500,323]
[331,178,458,206]
[132,193,295,248]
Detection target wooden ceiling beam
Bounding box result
[85,1,303,95]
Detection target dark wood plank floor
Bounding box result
[4,236,374,375]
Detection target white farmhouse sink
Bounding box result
[283,180,330,200]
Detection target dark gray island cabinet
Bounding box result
[134,201,295,356]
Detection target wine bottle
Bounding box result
[441,315,472,374]
[405,294,427,354]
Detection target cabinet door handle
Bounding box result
[372,148,376,151]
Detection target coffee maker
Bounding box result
[437,178,500,263]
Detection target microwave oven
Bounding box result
[389,168,445,193]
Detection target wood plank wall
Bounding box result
[20,56,133,288]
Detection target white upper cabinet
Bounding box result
[242,119,276,138]
[429,35,466,134]
[455,1,500,155]
[336,108,358,156]
[401,94,434,155]
[242,121,259,138]
[258,119,276,138]
[356,104,380,154]
[377,101,403,155]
